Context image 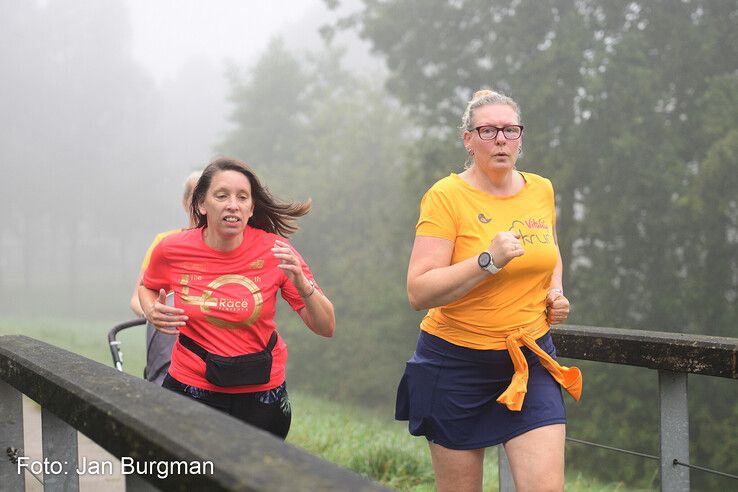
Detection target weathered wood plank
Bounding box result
[0,335,389,492]
[551,325,738,378]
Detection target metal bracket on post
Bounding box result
[41,407,79,491]
[659,370,689,492]
[498,444,515,491]
[0,380,26,491]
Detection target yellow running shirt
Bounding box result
[140,229,182,271]
[417,172,558,350]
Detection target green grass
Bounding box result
[287,392,647,492]
[1,316,650,491]
[0,315,147,378]
[287,392,438,491]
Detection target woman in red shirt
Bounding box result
[139,157,335,439]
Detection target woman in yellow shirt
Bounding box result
[396,90,582,492]
[128,171,201,385]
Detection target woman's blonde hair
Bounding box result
[460,89,521,132]
[182,170,202,208]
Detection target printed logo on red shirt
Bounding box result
[248,259,264,269]
[180,274,263,329]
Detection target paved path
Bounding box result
[22,396,125,491]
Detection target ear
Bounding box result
[198,202,206,216]
[463,130,473,149]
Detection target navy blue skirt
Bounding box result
[395,330,565,449]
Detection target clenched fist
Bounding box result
[546,289,570,325]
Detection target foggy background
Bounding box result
[0,0,378,319]
[1,0,737,489]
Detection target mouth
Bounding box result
[223,215,241,225]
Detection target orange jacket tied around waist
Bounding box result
[496,328,582,411]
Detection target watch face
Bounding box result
[478,251,491,268]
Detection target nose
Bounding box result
[494,129,507,144]
[226,196,238,209]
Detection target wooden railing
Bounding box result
[2,327,736,491]
[0,335,390,491]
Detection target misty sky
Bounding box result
[126,0,321,84]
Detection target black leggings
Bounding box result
[162,374,292,439]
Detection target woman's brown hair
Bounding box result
[191,157,311,237]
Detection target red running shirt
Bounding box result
[143,226,316,393]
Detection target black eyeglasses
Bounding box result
[473,125,524,140]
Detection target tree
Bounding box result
[331,0,738,331]
[329,0,738,486]
[219,41,421,406]
[218,38,310,170]
[0,0,176,318]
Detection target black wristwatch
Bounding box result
[478,251,501,274]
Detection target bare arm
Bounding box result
[407,232,525,311]
[129,271,145,316]
[272,240,335,337]
[548,227,563,291]
[296,289,335,337]
[132,234,164,316]
[407,236,487,310]
[546,227,570,324]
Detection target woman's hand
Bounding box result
[546,289,570,325]
[488,231,525,268]
[140,287,186,335]
[272,240,313,296]
[272,239,335,337]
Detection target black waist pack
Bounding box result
[178,332,278,387]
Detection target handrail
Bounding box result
[0,335,389,491]
[499,325,738,492]
[550,324,738,378]
[528,324,738,491]
[3,327,736,490]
